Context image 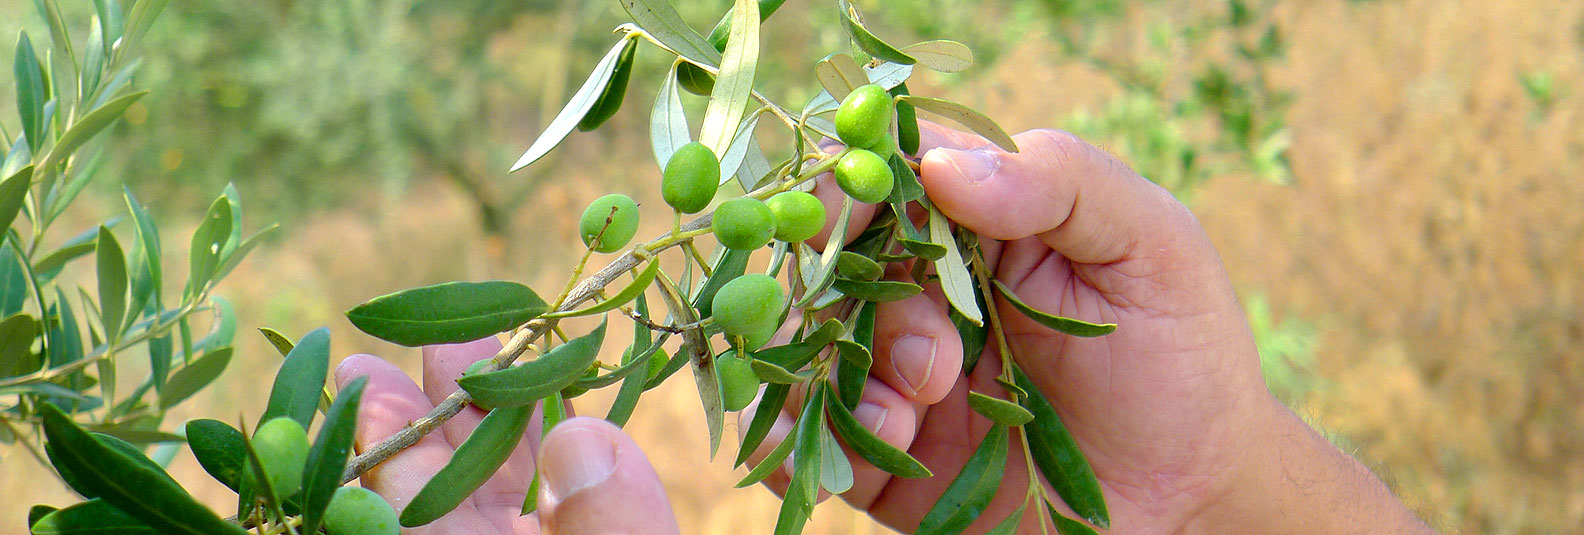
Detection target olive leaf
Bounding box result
[458,321,606,409]
[620,0,720,67]
[298,377,369,534]
[794,197,853,307]
[836,251,883,281]
[931,207,982,326]
[775,386,826,534]
[159,347,232,410]
[576,37,638,132]
[38,92,151,174]
[185,419,247,492]
[258,327,330,429]
[0,166,32,238]
[992,280,1118,337]
[15,32,47,152]
[815,53,868,101]
[698,0,760,156]
[401,404,533,527]
[903,40,974,73]
[916,424,1008,535]
[1017,369,1109,527]
[819,421,854,494]
[734,382,789,466]
[890,84,922,156]
[718,108,766,185]
[735,419,795,488]
[985,504,1027,535]
[897,95,1020,153]
[509,36,635,172]
[606,294,653,427]
[840,1,916,65]
[825,390,931,478]
[0,313,40,378]
[650,60,692,171]
[28,499,157,535]
[749,358,810,384]
[545,260,659,319]
[1050,505,1103,535]
[863,61,915,90]
[346,280,548,347]
[967,391,1034,426]
[185,196,231,298]
[832,278,923,302]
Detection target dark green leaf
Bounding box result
[458,321,606,409]
[835,251,882,281]
[698,0,760,156]
[86,425,182,445]
[606,295,652,427]
[0,313,40,377]
[28,504,58,529]
[46,431,170,499]
[841,3,916,65]
[0,166,31,238]
[650,60,692,171]
[1017,369,1109,527]
[952,279,989,373]
[774,386,825,534]
[993,280,1117,337]
[299,376,366,535]
[752,318,842,371]
[577,37,638,132]
[985,504,1026,535]
[0,240,26,316]
[832,278,922,302]
[39,92,150,173]
[883,151,924,204]
[96,226,128,342]
[29,499,156,535]
[734,416,795,488]
[401,404,533,527]
[1050,505,1103,535]
[903,40,974,73]
[259,327,330,429]
[916,425,1008,535]
[897,95,1019,153]
[835,345,869,410]
[734,381,788,466]
[15,32,46,152]
[545,260,658,319]
[185,197,231,298]
[510,37,634,172]
[159,347,232,410]
[46,288,83,370]
[826,389,931,478]
[890,84,921,154]
[967,391,1034,426]
[346,280,548,347]
[185,419,246,492]
[38,403,248,535]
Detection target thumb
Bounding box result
[920,129,1194,265]
[536,417,680,535]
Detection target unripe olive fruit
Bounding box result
[743,318,779,351]
[765,191,826,243]
[711,198,776,251]
[866,132,897,157]
[463,359,490,377]
[711,274,784,339]
[324,486,400,535]
[717,353,760,412]
[834,149,894,204]
[662,142,720,214]
[579,194,640,253]
[252,417,309,497]
[835,84,894,149]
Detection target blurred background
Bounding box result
[3,0,1582,533]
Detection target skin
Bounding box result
[339,123,1435,534]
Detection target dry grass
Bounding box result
[5,0,1583,533]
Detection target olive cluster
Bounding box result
[575,84,900,412]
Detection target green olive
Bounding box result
[662,142,721,214]
[463,359,490,377]
[324,486,400,535]
[764,191,826,243]
[711,198,776,251]
[834,149,894,204]
[835,84,894,149]
[579,194,640,253]
[710,274,784,339]
[252,417,309,497]
[717,352,760,412]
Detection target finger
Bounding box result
[921,129,1198,265]
[536,417,681,535]
[334,355,498,534]
[871,265,963,404]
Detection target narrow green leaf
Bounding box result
[734,417,795,488]
[39,92,149,173]
[794,197,853,307]
[574,336,665,389]
[967,391,1034,426]
[0,313,40,377]
[91,0,124,54]
[46,431,170,499]
[606,295,652,427]
[346,280,548,347]
[259,327,329,428]
[835,251,882,281]
[819,421,854,494]
[992,280,1117,337]
[0,166,31,238]
[44,147,107,228]
[576,37,638,132]
[953,279,989,373]
[257,327,294,357]
[774,386,825,534]
[884,151,923,203]
[33,241,97,282]
[458,321,606,409]
[814,53,868,102]
[751,319,841,372]
[1016,369,1109,527]
[719,110,765,186]
[15,32,46,152]
[46,288,83,370]
[1049,505,1103,535]
[985,504,1027,535]
[211,223,278,285]
[825,390,931,478]
[832,278,922,302]
[401,404,534,527]
[159,347,232,410]
[510,37,634,172]
[38,403,248,535]
[619,0,720,66]
[299,376,366,535]
[544,260,658,319]
[27,504,58,531]
[916,425,1008,535]
[697,0,760,156]
[897,95,1019,153]
[650,60,692,171]
[95,226,128,343]
[80,17,105,104]
[841,3,916,65]
[28,499,157,535]
[185,197,231,298]
[903,40,974,73]
[690,341,726,457]
[734,381,788,466]
[185,419,246,492]
[0,239,26,316]
[123,0,173,52]
[890,83,921,158]
[931,208,981,326]
[749,358,810,384]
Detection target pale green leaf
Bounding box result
[698,0,760,156]
[509,37,634,172]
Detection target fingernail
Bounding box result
[854,402,888,431]
[890,335,938,395]
[540,427,618,500]
[943,149,998,183]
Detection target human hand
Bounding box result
[334,337,681,535]
[741,123,1429,534]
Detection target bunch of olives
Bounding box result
[252,417,400,535]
